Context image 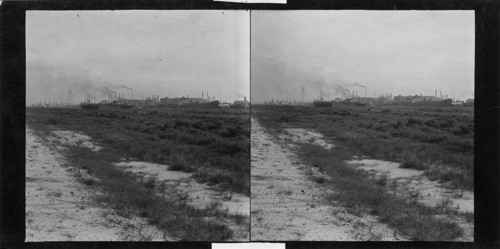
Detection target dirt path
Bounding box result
[26,127,166,241]
[250,118,399,241]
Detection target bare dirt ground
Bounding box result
[26,127,167,241]
[250,118,401,241]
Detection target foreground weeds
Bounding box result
[27,107,250,195]
[299,143,463,241]
[64,145,233,241]
[254,104,472,241]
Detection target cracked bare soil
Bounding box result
[250,118,400,241]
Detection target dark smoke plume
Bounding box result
[120,85,133,90]
[251,55,367,102]
[351,82,366,88]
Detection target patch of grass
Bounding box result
[81,178,95,186]
[312,175,327,184]
[234,214,246,225]
[61,145,233,241]
[400,161,427,170]
[143,176,157,190]
[463,211,474,223]
[253,104,473,190]
[374,174,388,187]
[27,106,250,196]
[400,150,427,170]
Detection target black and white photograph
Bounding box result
[25,10,250,241]
[1,0,497,245]
[250,10,474,241]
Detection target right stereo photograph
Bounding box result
[250,10,474,241]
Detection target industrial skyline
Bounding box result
[251,10,474,103]
[26,10,250,106]
[26,10,474,106]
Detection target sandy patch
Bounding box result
[281,128,335,150]
[347,159,474,213]
[114,161,250,218]
[251,118,401,241]
[26,127,167,241]
[48,130,102,152]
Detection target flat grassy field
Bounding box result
[28,106,250,195]
[253,104,473,241]
[253,104,473,190]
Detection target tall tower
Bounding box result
[301,87,305,103]
[68,89,72,106]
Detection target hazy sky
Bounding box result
[26,10,250,105]
[251,11,475,103]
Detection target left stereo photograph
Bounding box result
[25,10,250,241]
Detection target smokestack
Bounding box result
[132,90,134,100]
[202,91,204,99]
[435,89,437,97]
[365,88,367,98]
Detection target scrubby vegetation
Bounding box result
[253,104,473,190]
[27,106,250,241]
[253,104,473,241]
[300,143,463,241]
[27,106,250,195]
[66,145,234,241]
